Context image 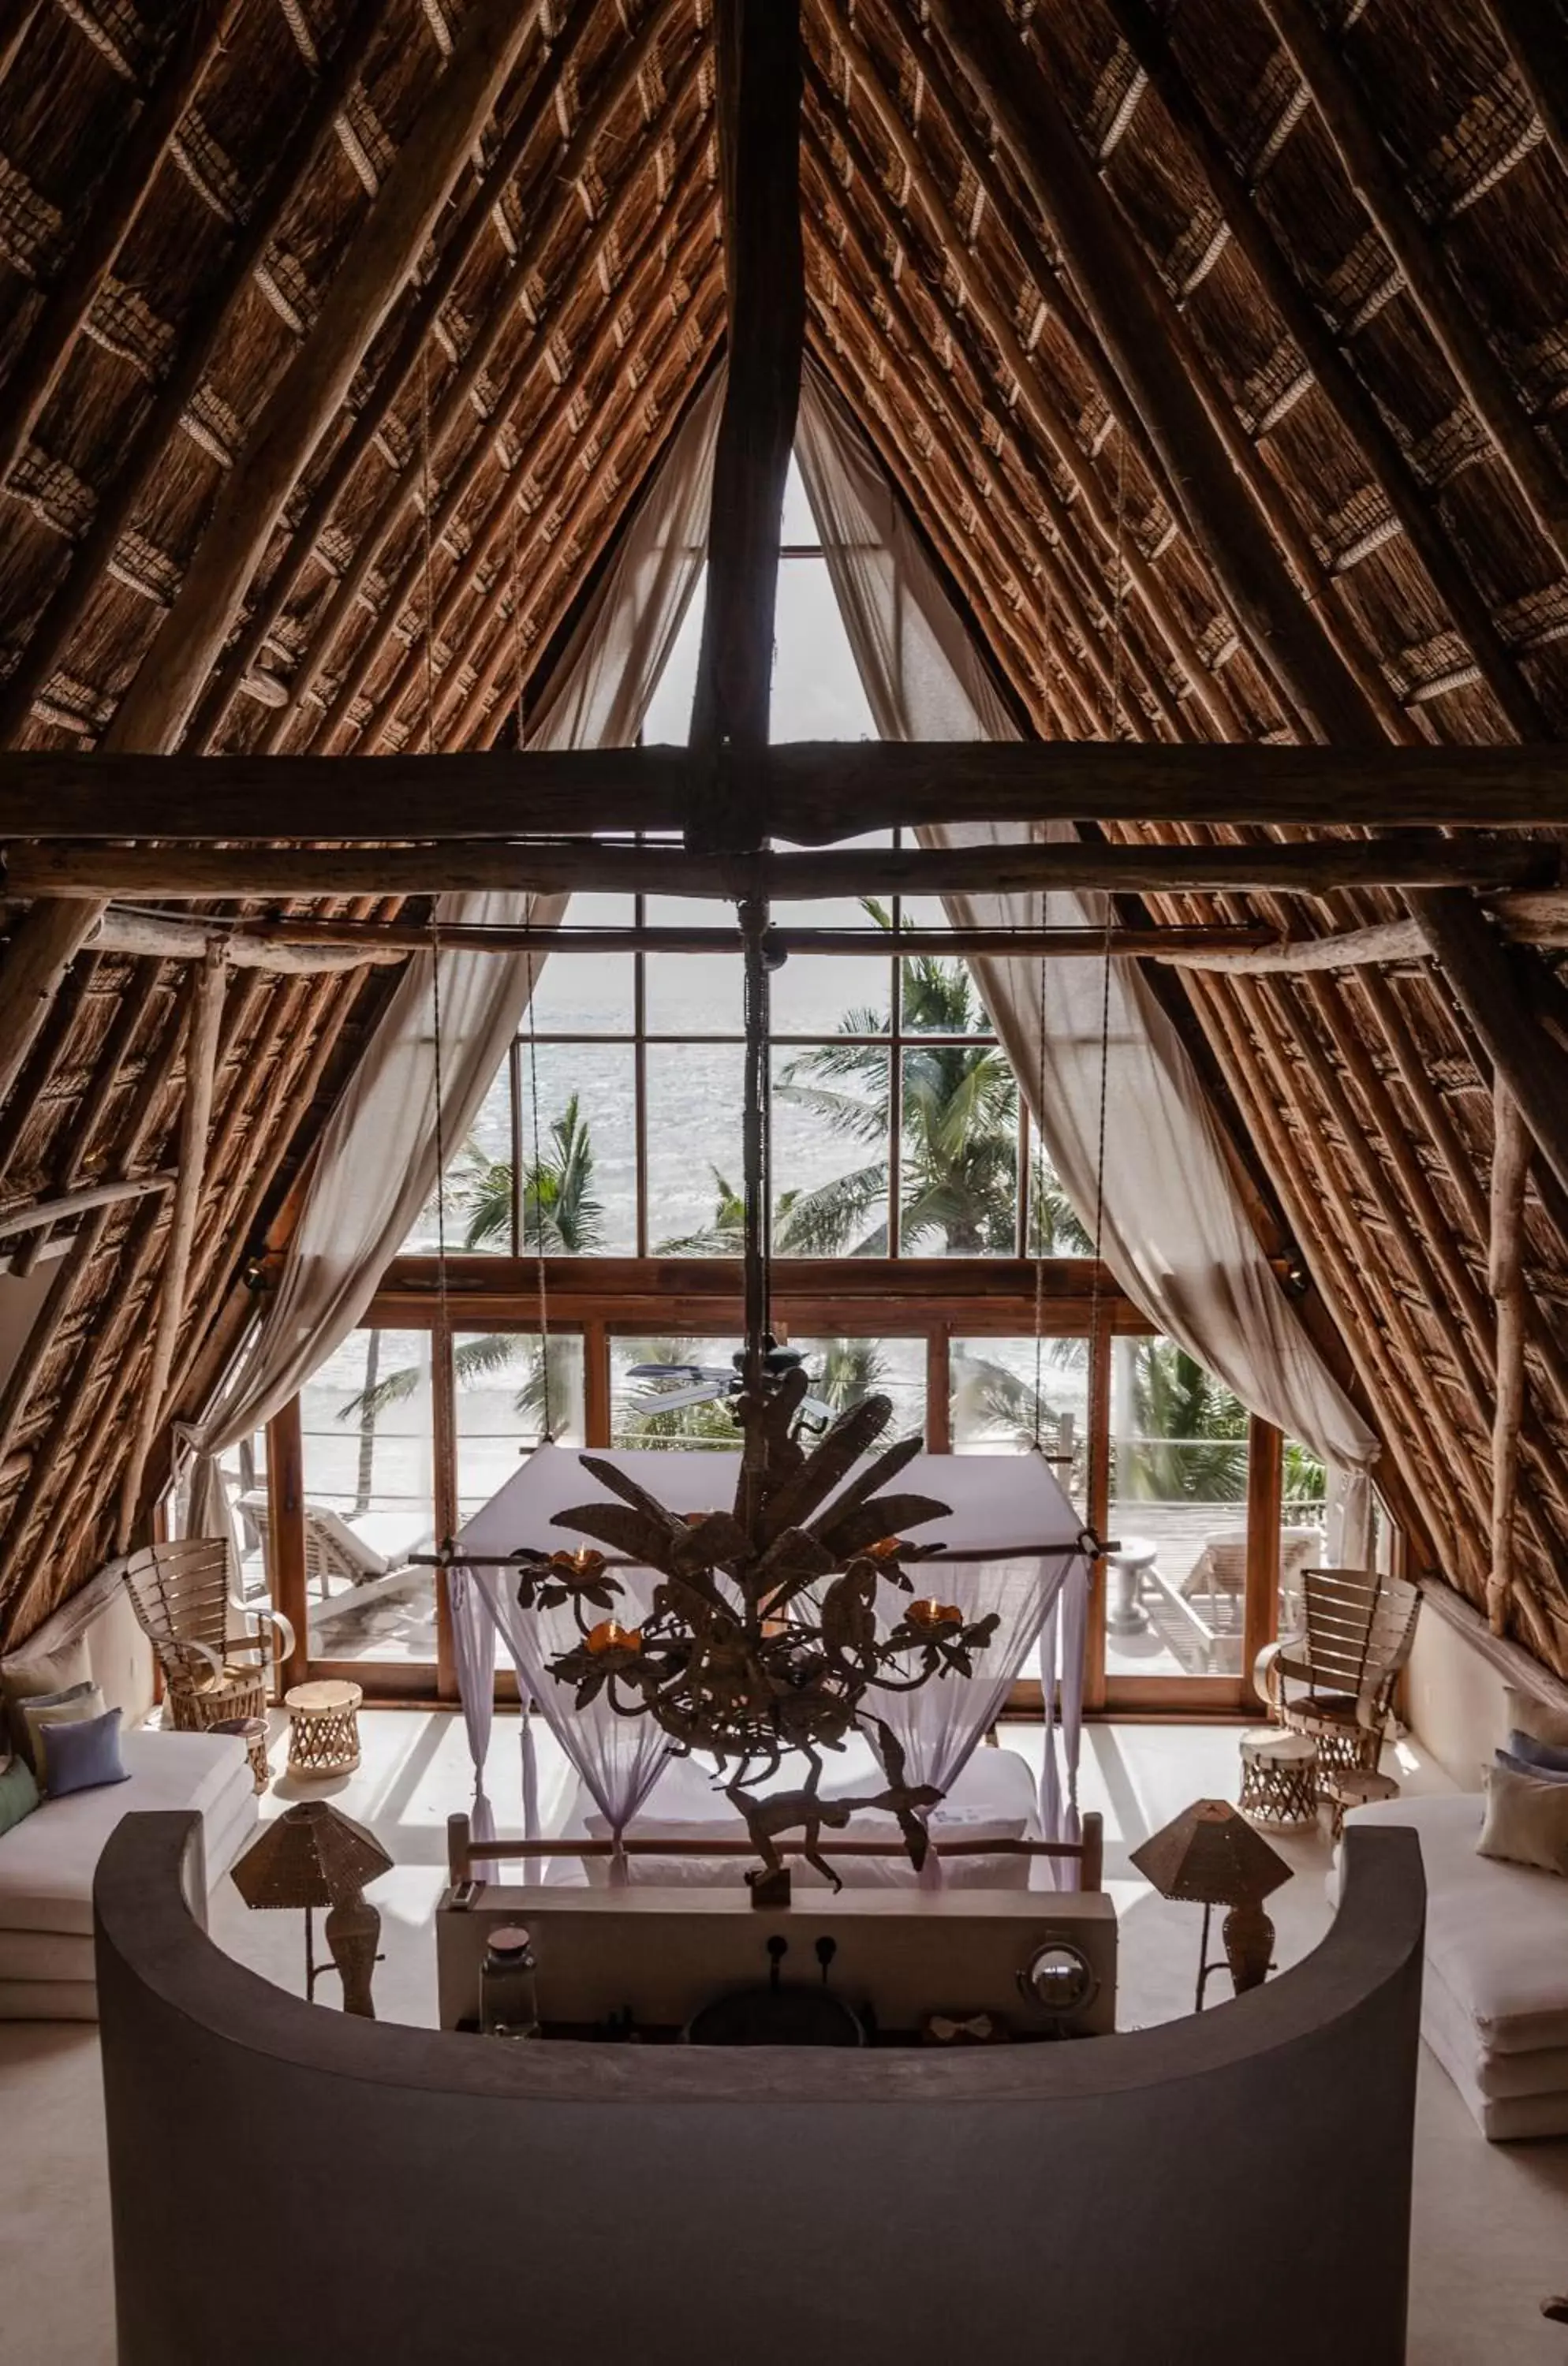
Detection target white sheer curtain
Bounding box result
[793,364,1379,1569]
[179,373,724,1546]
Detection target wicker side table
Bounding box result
[1317,1764,1399,1841]
[284,1681,364,1780]
[1238,1728,1318,1830]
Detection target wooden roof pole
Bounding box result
[0,0,241,498]
[901,21,1404,744]
[1259,0,1568,573]
[11,836,1545,900]
[805,319,1098,737]
[0,901,103,1114]
[457,306,725,749]
[1100,0,1548,744]
[355,204,721,755]
[686,0,804,853]
[182,0,575,756]
[803,210,1120,736]
[801,126,1193,741]
[816,0,1245,741]
[443,282,725,752]
[0,4,41,88]
[259,0,676,742]
[0,0,388,748]
[1479,2,1568,179]
[928,0,1568,1210]
[116,947,226,1548]
[1488,1085,1532,1633]
[103,0,543,759]
[283,47,710,751]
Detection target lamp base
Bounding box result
[1223,1901,1275,1995]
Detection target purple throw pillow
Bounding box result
[1507,1728,1568,1778]
[1496,1746,1568,1787]
[43,1707,129,1800]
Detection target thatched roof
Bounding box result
[0,0,1566,1678]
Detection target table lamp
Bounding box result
[1130,1798,1292,2011]
[232,1800,393,2017]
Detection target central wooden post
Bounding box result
[688,0,805,1386]
[687,0,805,859]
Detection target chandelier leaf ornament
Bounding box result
[510,1365,999,1887]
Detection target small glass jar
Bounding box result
[480,1924,540,2042]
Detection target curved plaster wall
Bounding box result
[95,1812,1424,2366]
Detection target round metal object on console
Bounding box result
[1021,1939,1098,2022]
[1238,1728,1318,1830]
[284,1681,363,1780]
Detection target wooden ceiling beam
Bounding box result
[816,0,1245,741]
[454,286,725,751]
[801,121,1192,741]
[267,0,687,747]
[0,0,242,500]
[8,833,1546,901]
[805,309,1092,736]
[6,737,1568,835]
[1478,1,1568,181]
[1101,0,1549,743]
[0,0,389,748]
[686,0,805,851]
[355,198,721,756]
[181,0,579,756]
[1259,0,1568,574]
[103,0,546,759]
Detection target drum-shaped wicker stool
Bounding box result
[284,1681,363,1780]
[1238,1728,1318,1830]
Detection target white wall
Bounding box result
[1405,1599,1512,1791]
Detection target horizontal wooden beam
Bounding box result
[92,909,405,973]
[7,834,1548,902]
[233,919,1275,957]
[4,742,1568,840]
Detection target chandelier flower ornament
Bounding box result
[510,1368,998,1886]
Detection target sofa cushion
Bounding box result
[1477,1760,1568,1877]
[1506,1684,1568,1752]
[21,1681,104,1778]
[0,1728,251,1936]
[0,1635,91,1758]
[43,1706,129,1801]
[1346,1792,1568,2054]
[0,1755,39,1838]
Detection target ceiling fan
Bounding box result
[625,1338,837,1428]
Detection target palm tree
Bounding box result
[1118,1339,1248,1504]
[341,1104,602,1439]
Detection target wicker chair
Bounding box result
[1254,1566,1421,1777]
[119,1539,294,1734]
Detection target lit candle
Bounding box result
[551,1546,607,1581]
[906,1598,963,1636]
[585,1618,642,1656]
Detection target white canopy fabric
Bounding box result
[451,1440,1092,1883]
[793,361,1380,1562]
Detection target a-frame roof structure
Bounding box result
[2,0,1567,1684]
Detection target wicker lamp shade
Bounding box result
[232,1801,391,1912]
[1130,1799,1292,1908]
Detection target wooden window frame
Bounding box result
[271,1255,1296,1718]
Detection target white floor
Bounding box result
[3,1713,1566,2364]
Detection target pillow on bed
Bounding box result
[0,1753,40,1838]
[42,1707,128,1801]
[1477,1760,1568,1879]
[1506,1727,1568,1778]
[1503,1685,1568,1753]
[1496,1748,1568,1787]
[21,1681,105,1779]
